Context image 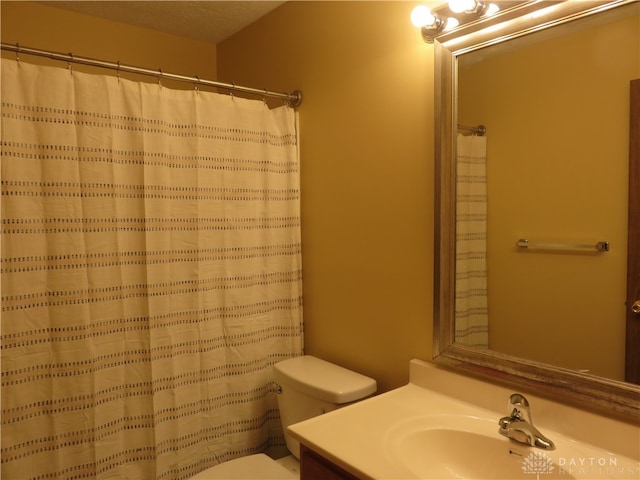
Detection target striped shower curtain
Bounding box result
[1,59,303,480]
[455,133,489,348]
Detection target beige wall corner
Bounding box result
[218,1,436,392]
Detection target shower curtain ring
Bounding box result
[15,43,20,63]
[116,61,121,83]
[194,75,200,93]
[68,53,73,73]
[158,69,163,87]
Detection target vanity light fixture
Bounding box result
[410,5,434,27]
[449,0,489,15]
[410,5,448,37]
[412,0,504,43]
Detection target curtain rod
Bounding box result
[1,43,303,108]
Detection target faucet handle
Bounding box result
[509,393,532,423]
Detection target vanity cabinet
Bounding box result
[300,444,360,480]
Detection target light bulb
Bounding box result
[449,0,477,13]
[485,3,500,15]
[411,5,436,27]
[445,17,460,31]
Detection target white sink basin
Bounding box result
[384,414,638,479]
[385,415,563,479]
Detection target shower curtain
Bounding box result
[455,133,489,348]
[1,59,303,480]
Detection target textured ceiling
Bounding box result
[44,1,286,45]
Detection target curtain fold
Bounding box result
[455,133,489,348]
[1,59,303,480]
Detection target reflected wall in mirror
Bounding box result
[456,4,637,382]
[432,0,640,418]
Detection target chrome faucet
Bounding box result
[498,393,555,450]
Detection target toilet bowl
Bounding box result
[189,355,376,479]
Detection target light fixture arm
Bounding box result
[464,0,489,15]
[421,14,448,43]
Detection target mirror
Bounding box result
[455,4,637,380]
[433,0,640,417]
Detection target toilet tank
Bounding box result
[273,355,377,459]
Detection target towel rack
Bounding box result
[458,124,486,136]
[516,238,609,252]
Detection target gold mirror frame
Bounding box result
[433,0,640,419]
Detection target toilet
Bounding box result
[190,355,377,479]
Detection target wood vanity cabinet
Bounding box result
[299,444,360,480]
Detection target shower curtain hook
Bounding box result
[194,75,200,93]
[68,52,73,74]
[116,61,121,83]
[15,43,20,64]
[230,82,235,100]
[158,68,163,88]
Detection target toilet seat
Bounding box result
[189,454,297,479]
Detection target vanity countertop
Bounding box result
[289,381,473,479]
[287,359,640,480]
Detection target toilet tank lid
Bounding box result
[273,355,377,404]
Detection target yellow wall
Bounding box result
[458,11,639,380]
[217,1,435,391]
[0,2,217,88]
[2,1,435,392]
